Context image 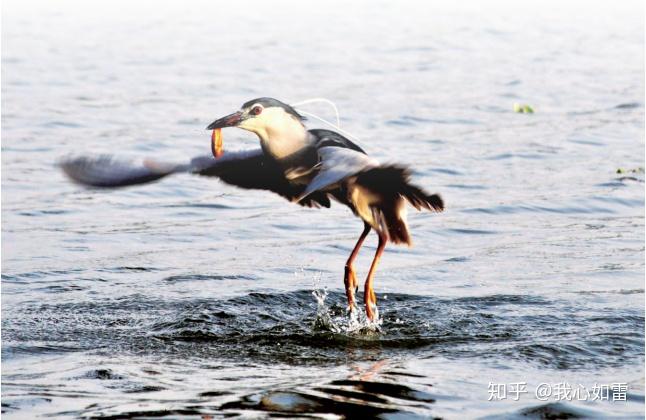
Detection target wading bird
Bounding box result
[62,98,444,320]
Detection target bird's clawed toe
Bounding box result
[344,264,359,311]
[364,286,378,321]
[346,266,379,321]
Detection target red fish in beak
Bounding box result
[211,128,223,158]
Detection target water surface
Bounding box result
[2,0,644,418]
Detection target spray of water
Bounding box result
[311,286,382,335]
[294,266,382,334]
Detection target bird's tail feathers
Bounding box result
[355,165,444,213]
[400,183,444,212]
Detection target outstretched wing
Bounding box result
[61,155,184,187]
[60,150,330,208]
[296,146,379,202]
[190,151,330,208]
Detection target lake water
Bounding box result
[2,0,644,418]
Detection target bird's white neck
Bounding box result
[254,114,310,160]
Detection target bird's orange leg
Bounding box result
[345,222,371,311]
[364,232,387,321]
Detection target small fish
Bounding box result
[211,128,223,158]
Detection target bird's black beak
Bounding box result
[206,111,244,130]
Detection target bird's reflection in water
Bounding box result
[349,358,390,382]
[221,354,435,417]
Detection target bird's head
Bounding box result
[206,97,306,142]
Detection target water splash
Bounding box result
[312,287,382,335]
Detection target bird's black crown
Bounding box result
[242,97,306,121]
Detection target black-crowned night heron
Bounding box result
[62,97,444,321]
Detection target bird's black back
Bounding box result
[309,129,366,155]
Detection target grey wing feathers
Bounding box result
[60,155,185,188]
[297,146,379,201]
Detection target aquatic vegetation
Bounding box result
[513,103,535,113]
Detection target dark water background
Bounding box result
[2,0,645,418]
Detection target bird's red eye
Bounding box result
[251,106,263,116]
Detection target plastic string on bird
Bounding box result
[291,98,341,128]
[291,98,364,146]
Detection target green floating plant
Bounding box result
[616,167,644,174]
[513,103,534,114]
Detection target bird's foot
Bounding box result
[365,302,379,322]
[364,286,378,322]
[344,265,359,311]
